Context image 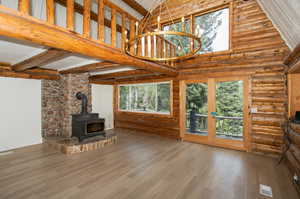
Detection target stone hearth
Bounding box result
[44,131,117,154]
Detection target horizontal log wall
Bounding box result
[114,80,180,139]
[114,0,290,154]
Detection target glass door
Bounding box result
[182,77,249,151]
[186,82,208,137]
[215,80,244,140]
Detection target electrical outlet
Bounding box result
[251,107,258,113]
[260,184,273,198]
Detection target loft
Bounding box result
[0,0,300,198]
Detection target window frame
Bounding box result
[161,3,233,57]
[117,81,173,117]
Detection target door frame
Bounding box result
[180,76,251,152]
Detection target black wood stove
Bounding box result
[72,92,105,142]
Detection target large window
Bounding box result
[119,82,171,114]
[162,7,230,56]
[195,8,229,54]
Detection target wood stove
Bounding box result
[72,92,105,142]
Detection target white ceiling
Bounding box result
[257,0,300,49]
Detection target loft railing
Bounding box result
[0,0,176,64]
[186,113,243,139]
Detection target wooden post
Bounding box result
[190,15,194,52]
[67,0,74,31]
[121,13,126,51]
[18,0,30,15]
[46,0,55,24]
[83,0,91,38]
[111,8,116,47]
[130,20,135,54]
[98,0,104,42]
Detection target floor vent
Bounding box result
[260,184,273,198]
[0,151,14,156]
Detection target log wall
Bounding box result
[114,0,290,154]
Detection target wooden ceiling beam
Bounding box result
[0,7,177,75]
[12,48,70,71]
[121,0,148,16]
[60,62,121,74]
[89,69,151,80]
[0,65,60,80]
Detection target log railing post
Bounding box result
[46,0,55,24]
[98,0,104,42]
[121,13,126,51]
[83,0,91,38]
[18,0,30,15]
[111,8,116,47]
[67,0,74,31]
[130,20,135,54]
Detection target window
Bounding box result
[194,8,229,54]
[163,20,192,57]
[119,82,171,114]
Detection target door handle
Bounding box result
[211,112,217,118]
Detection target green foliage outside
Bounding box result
[119,83,170,114]
[162,8,227,56]
[186,81,244,138]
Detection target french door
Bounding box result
[180,76,250,151]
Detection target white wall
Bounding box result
[92,84,114,130]
[0,78,42,152]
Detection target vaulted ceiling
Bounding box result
[257,0,300,49]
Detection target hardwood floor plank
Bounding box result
[0,129,298,199]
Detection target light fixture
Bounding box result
[124,0,202,62]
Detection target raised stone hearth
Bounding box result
[44,131,117,154]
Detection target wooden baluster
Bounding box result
[18,0,30,15]
[98,0,104,42]
[46,0,55,24]
[157,37,161,58]
[83,0,91,38]
[111,8,116,47]
[160,39,164,58]
[130,20,135,54]
[67,0,74,31]
[121,13,127,51]
[190,15,194,52]
[151,36,154,58]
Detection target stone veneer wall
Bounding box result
[42,73,91,137]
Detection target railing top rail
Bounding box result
[187,113,242,120]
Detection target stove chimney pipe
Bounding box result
[76,92,88,115]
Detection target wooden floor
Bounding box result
[0,129,298,199]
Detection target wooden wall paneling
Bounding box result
[66,0,74,31]
[112,0,290,156]
[83,0,91,38]
[46,0,55,24]
[115,79,180,139]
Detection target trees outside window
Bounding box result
[119,82,171,114]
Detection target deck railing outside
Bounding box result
[186,112,243,139]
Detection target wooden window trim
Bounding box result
[160,2,233,57]
[116,81,174,118]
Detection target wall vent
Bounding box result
[259,184,273,198]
